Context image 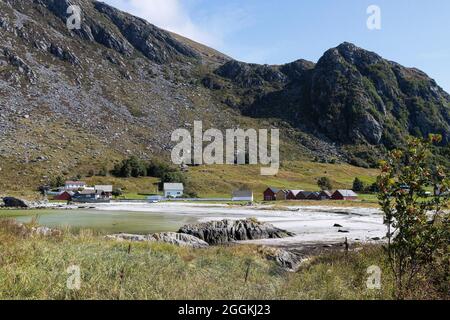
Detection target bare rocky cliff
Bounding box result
[0,0,449,189]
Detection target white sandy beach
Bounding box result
[92,202,386,245]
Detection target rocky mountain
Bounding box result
[0,0,449,189]
[223,42,450,148]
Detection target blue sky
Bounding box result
[104,0,450,92]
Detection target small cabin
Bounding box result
[307,192,320,200]
[164,183,184,198]
[331,190,358,201]
[276,189,288,201]
[263,187,279,201]
[54,191,74,201]
[297,191,313,200]
[319,190,332,200]
[287,190,303,200]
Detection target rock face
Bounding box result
[178,219,295,245]
[262,247,303,272]
[106,232,209,248]
[2,197,29,208]
[237,42,450,150]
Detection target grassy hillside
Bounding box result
[1,219,446,300]
[187,161,379,199]
[0,160,379,201]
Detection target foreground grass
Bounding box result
[0,220,446,300]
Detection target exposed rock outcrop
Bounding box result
[106,232,209,248]
[261,247,303,272]
[93,1,199,63]
[49,43,80,65]
[215,60,286,88]
[178,219,295,245]
[2,197,29,208]
[2,48,36,83]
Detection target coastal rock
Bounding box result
[2,220,61,237]
[31,226,62,237]
[106,234,147,242]
[106,232,209,248]
[2,197,29,208]
[148,232,209,248]
[262,247,303,272]
[178,219,295,245]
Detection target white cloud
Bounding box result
[103,0,218,47]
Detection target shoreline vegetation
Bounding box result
[0,218,446,300]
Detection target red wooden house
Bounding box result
[54,191,74,201]
[263,187,279,201]
[331,190,358,201]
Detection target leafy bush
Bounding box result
[377,135,449,299]
[147,160,177,178]
[111,156,147,178]
[317,177,333,190]
[352,178,365,192]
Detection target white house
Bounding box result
[64,181,86,191]
[95,185,113,200]
[164,183,184,198]
[232,190,254,202]
[95,185,113,193]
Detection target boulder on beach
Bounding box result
[106,232,209,248]
[178,219,295,245]
[2,197,29,208]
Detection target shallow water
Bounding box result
[1,209,199,234]
[0,203,386,244]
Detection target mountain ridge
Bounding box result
[0,0,449,190]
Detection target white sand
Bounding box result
[92,202,386,245]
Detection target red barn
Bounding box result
[263,187,279,201]
[54,191,73,201]
[331,190,358,201]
